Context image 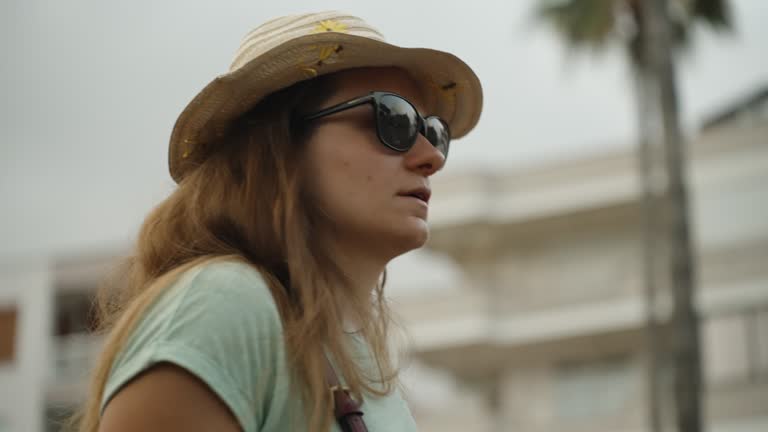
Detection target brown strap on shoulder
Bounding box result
[324,355,369,432]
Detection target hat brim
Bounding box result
[169,32,483,182]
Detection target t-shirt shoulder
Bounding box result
[100,259,287,432]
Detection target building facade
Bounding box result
[399,95,768,431]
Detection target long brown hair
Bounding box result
[71,75,400,432]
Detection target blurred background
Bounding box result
[1,0,766,431]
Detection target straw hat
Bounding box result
[169,11,483,182]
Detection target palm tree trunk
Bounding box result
[640,0,703,431]
[632,65,664,432]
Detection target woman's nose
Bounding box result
[403,134,446,176]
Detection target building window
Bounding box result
[0,306,18,364]
[746,306,768,380]
[554,355,637,421]
[51,290,101,382]
[54,291,98,337]
[703,314,750,382]
[704,305,768,384]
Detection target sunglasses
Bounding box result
[302,91,451,159]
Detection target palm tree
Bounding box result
[535,1,731,431]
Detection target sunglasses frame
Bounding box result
[301,91,450,157]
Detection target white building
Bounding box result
[397,87,768,432]
[1,88,766,432]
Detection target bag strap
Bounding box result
[324,355,369,432]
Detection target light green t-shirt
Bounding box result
[100,260,418,432]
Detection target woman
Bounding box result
[74,11,482,432]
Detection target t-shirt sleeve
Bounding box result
[100,261,287,432]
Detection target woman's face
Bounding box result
[302,67,446,259]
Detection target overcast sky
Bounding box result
[1,0,766,260]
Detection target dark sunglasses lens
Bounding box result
[377,95,419,151]
[424,116,450,158]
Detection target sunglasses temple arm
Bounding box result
[302,95,374,122]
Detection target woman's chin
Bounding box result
[392,218,430,252]
[358,218,430,258]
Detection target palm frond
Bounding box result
[536,0,619,52]
[691,0,732,30]
[534,0,733,61]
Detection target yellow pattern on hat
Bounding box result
[312,19,348,33]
